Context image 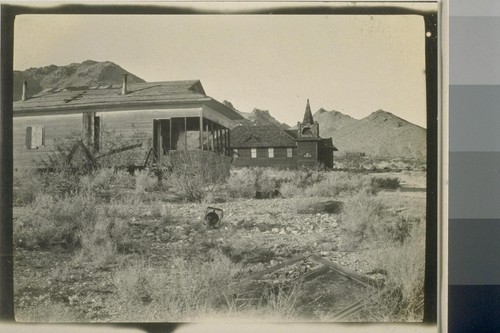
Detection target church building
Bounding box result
[230,100,337,169]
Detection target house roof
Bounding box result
[13,80,243,120]
[230,125,297,148]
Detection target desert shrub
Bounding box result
[381,213,420,244]
[292,170,324,188]
[79,168,119,201]
[15,193,98,249]
[113,251,242,320]
[38,169,83,198]
[13,168,43,205]
[75,213,145,268]
[339,192,422,250]
[364,221,425,321]
[338,193,385,250]
[304,172,377,197]
[134,169,158,193]
[226,169,259,198]
[226,168,282,199]
[370,177,401,190]
[165,152,229,202]
[278,182,302,198]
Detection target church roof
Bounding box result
[302,99,314,125]
[230,125,297,148]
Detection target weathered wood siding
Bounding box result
[13,106,204,168]
[13,113,82,169]
[297,141,319,166]
[231,147,298,168]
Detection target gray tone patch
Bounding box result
[450,152,500,219]
[450,17,500,84]
[449,219,500,285]
[450,0,500,16]
[450,85,500,152]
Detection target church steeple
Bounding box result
[297,99,320,138]
[303,99,314,125]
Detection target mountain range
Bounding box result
[13,60,145,101]
[14,60,425,159]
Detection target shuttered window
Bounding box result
[268,148,274,158]
[25,126,45,149]
[251,148,257,158]
[287,148,293,158]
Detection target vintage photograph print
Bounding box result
[10,2,438,323]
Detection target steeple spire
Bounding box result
[302,99,314,125]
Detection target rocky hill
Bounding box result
[238,108,290,129]
[13,60,145,101]
[314,108,358,135]
[315,109,426,159]
[223,101,290,129]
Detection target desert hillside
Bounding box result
[316,109,426,159]
[13,60,145,101]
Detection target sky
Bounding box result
[14,5,431,127]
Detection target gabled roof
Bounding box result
[13,80,243,120]
[231,125,297,148]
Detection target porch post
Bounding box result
[209,120,214,152]
[199,116,203,150]
[169,118,172,153]
[184,117,187,152]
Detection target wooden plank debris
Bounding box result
[242,254,309,282]
[309,254,382,288]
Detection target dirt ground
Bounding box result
[13,170,426,322]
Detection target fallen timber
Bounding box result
[242,253,387,321]
[243,253,382,289]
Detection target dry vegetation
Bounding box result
[13,156,426,322]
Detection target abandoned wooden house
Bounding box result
[230,100,337,169]
[13,75,244,169]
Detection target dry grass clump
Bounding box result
[226,168,282,199]
[363,221,425,321]
[134,169,158,193]
[164,152,229,202]
[338,193,385,250]
[13,168,43,205]
[280,171,381,198]
[80,168,135,201]
[113,251,242,320]
[14,193,98,250]
[339,192,422,251]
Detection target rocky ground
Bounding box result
[13,171,426,322]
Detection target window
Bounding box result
[25,126,45,149]
[268,148,274,158]
[287,148,293,158]
[303,152,312,158]
[251,148,257,158]
[232,149,239,158]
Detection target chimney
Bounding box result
[22,80,28,101]
[121,73,128,95]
